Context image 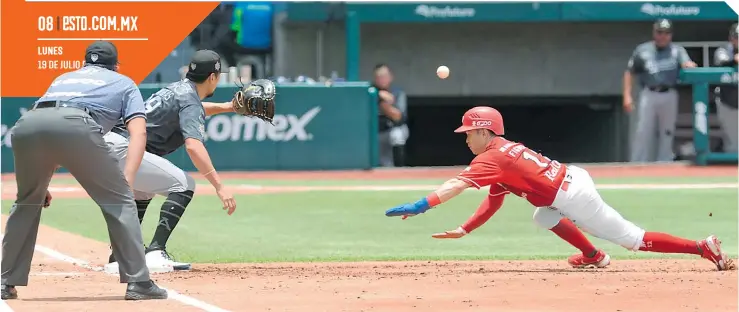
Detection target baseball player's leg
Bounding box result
[654,90,678,161]
[133,191,155,223]
[716,101,739,153]
[107,143,196,270]
[630,90,658,162]
[532,207,608,268]
[104,132,154,225]
[2,113,56,290]
[559,166,733,270]
[378,131,394,167]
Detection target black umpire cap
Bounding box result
[186,50,226,80]
[653,19,673,32]
[85,40,119,67]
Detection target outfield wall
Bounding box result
[0,83,379,173]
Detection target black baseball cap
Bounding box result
[653,19,673,32]
[85,40,119,67]
[186,50,226,79]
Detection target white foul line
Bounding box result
[1,237,230,312]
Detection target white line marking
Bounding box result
[0,236,230,312]
[231,183,739,192]
[36,38,148,41]
[164,289,232,312]
[0,301,13,312]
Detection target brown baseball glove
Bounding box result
[232,79,276,123]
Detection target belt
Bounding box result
[33,101,90,114]
[647,86,673,93]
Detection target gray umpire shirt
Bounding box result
[35,66,146,133]
[713,43,738,108]
[627,42,691,88]
[113,79,206,156]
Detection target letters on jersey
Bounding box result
[457,137,566,207]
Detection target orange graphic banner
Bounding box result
[1,0,219,97]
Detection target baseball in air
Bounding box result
[436,66,450,79]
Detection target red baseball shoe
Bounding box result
[698,235,735,271]
[568,250,611,269]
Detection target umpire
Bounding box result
[1,41,167,300]
[623,19,697,162]
[713,23,739,153]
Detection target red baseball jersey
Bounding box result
[456,137,566,207]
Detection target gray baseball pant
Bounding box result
[2,107,150,285]
[630,89,679,162]
[716,99,738,153]
[378,125,409,167]
[103,132,196,201]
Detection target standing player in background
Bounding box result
[623,19,697,163]
[385,106,734,271]
[103,50,276,273]
[713,23,739,154]
[2,41,167,300]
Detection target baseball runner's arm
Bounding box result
[432,192,506,239]
[202,102,235,116]
[122,84,147,187]
[385,177,471,219]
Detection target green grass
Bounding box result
[2,180,737,263]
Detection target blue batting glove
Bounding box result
[385,198,430,217]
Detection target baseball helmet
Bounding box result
[454,106,504,135]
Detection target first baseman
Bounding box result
[385,106,733,271]
[2,41,167,300]
[624,19,697,162]
[103,50,276,273]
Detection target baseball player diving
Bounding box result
[103,49,276,273]
[2,41,168,300]
[385,106,734,271]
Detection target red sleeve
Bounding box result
[460,194,505,233]
[456,158,504,189]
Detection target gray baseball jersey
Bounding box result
[36,66,146,133]
[113,79,205,156]
[627,42,692,88]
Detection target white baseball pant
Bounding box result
[532,165,646,251]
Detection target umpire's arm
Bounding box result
[122,82,147,187]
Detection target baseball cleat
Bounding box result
[698,235,735,271]
[125,280,168,300]
[567,250,611,269]
[1,285,17,300]
[145,249,192,271]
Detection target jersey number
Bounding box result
[522,151,561,182]
[144,97,162,114]
[522,151,549,168]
